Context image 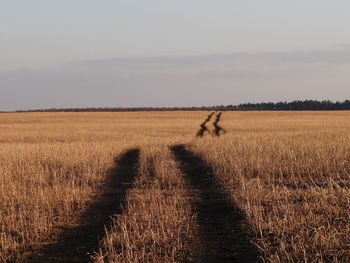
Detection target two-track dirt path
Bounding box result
[171,145,258,263]
[27,144,258,262]
[27,149,140,263]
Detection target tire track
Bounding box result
[171,145,258,263]
[213,112,226,137]
[27,149,140,263]
[196,112,215,138]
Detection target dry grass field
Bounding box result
[0,111,349,262]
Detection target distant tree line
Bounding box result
[234,100,350,111]
[16,106,215,112]
[13,100,350,112]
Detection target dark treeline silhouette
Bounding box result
[16,106,219,112]
[235,100,350,111]
[13,100,350,112]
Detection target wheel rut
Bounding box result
[213,112,226,137]
[196,112,215,137]
[171,145,258,263]
[27,148,140,263]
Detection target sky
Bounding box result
[1,1,350,111]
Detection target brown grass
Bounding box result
[1,111,350,262]
[94,145,195,262]
[0,112,197,262]
[190,111,350,262]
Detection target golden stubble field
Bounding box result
[0,111,349,263]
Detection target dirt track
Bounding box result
[171,145,258,263]
[196,112,215,137]
[27,149,140,263]
[25,113,256,262]
[213,112,225,136]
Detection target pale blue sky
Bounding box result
[2,0,350,69]
[1,1,350,110]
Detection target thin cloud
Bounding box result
[70,47,350,68]
[1,47,350,111]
